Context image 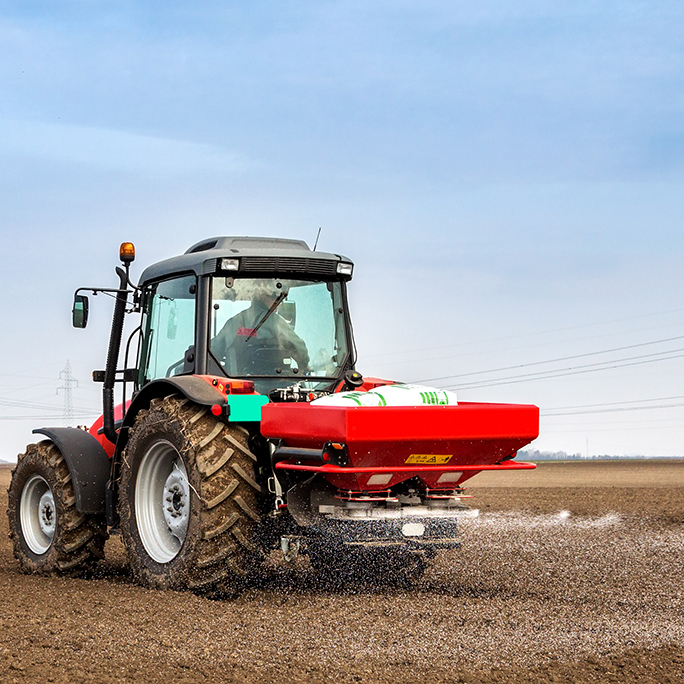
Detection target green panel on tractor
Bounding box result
[227,395,270,422]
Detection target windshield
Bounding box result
[209,277,350,393]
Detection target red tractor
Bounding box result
[7,237,538,591]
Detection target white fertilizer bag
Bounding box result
[310,383,458,407]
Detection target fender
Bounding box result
[32,427,110,514]
[115,376,227,455]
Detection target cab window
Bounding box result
[138,275,196,385]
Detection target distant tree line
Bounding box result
[517,450,681,461]
[518,449,627,461]
[518,449,582,461]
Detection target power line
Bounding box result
[542,425,684,434]
[0,397,96,412]
[364,307,684,360]
[378,322,684,371]
[436,349,684,390]
[540,394,684,416]
[0,378,65,399]
[0,362,71,379]
[0,398,67,412]
[542,394,684,411]
[543,417,684,426]
[543,402,684,416]
[415,334,684,384]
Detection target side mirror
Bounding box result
[279,301,296,327]
[72,294,89,329]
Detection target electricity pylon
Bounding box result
[57,360,79,427]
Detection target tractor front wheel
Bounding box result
[119,395,263,594]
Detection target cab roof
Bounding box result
[138,236,353,285]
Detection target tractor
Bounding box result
[7,237,539,591]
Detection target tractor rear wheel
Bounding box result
[119,395,263,594]
[7,441,107,575]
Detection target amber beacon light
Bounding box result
[119,242,136,263]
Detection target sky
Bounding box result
[1,0,684,460]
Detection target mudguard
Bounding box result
[32,427,110,514]
[115,376,226,453]
[122,377,225,426]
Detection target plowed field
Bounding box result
[1,460,683,683]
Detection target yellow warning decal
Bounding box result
[405,454,453,465]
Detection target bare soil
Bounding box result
[1,460,683,683]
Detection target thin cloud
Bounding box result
[0,119,253,178]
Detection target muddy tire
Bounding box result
[119,395,263,594]
[7,441,107,575]
[308,544,426,588]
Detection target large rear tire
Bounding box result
[7,441,107,575]
[119,395,263,593]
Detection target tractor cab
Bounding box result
[138,275,352,399]
[73,236,356,424]
[134,237,356,398]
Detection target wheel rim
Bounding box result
[135,440,190,563]
[20,475,55,555]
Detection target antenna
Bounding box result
[57,360,79,427]
[313,227,322,251]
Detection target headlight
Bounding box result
[337,262,353,276]
[220,258,240,271]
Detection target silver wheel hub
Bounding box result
[135,441,190,564]
[20,475,55,555]
[163,469,190,537]
[38,490,56,537]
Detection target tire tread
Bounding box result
[118,395,263,593]
[7,441,107,576]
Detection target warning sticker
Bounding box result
[405,454,453,465]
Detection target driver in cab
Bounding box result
[212,282,310,376]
